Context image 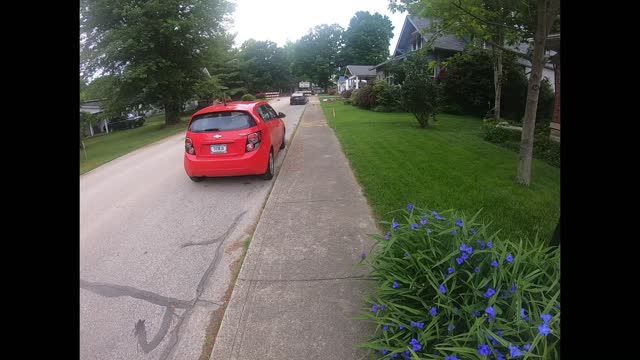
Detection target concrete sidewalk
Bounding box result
[211,98,378,359]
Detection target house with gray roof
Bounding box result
[340,65,377,93]
[371,15,556,91]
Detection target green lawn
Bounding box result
[320,101,560,243]
[80,114,190,175]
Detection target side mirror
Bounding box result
[278,112,286,118]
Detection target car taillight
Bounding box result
[185,137,196,155]
[246,131,261,152]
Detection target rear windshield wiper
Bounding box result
[201,128,220,132]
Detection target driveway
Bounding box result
[80,98,305,360]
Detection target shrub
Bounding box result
[373,81,402,112]
[401,52,443,128]
[482,121,560,167]
[255,92,266,99]
[341,89,354,99]
[354,84,377,110]
[359,206,560,360]
[441,48,555,122]
[329,89,338,95]
[241,94,256,101]
[350,89,361,106]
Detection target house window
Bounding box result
[412,34,423,51]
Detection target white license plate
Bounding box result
[210,144,227,154]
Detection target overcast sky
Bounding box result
[228,0,407,55]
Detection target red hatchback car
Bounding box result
[184,101,286,182]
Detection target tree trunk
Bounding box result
[164,101,181,126]
[493,32,504,120]
[516,0,556,186]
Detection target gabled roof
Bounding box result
[346,65,376,77]
[408,17,468,52]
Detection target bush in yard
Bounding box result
[442,48,554,121]
[401,52,442,128]
[373,81,402,112]
[329,89,337,95]
[482,120,560,167]
[241,94,256,101]
[359,206,560,359]
[341,89,354,99]
[354,83,377,110]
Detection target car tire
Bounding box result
[280,129,286,150]
[189,176,205,182]
[261,149,274,180]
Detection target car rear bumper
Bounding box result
[184,145,269,177]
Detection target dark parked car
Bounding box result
[290,93,308,105]
[109,113,146,131]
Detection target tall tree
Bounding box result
[291,24,344,91]
[239,39,293,93]
[340,11,394,66]
[516,0,560,185]
[80,0,234,125]
[395,0,528,121]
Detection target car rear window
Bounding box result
[189,111,256,132]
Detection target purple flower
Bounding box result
[399,325,404,330]
[509,345,523,358]
[456,219,464,228]
[456,257,463,265]
[382,349,389,355]
[487,241,493,248]
[461,252,469,261]
[391,353,399,358]
[506,253,514,263]
[484,288,496,298]
[477,239,485,249]
[510,283,516,294]
[448,267,455,274]
[439,284,447,294]
[432,211,439,217]
[410,338,422,352]
[383,325,389,331]
[421,215,428,219]
[384,232,391,240]
[411,223,419,230]
[452,230,458,235]
[474,266,480,273]
[485,306,496,322]
[407,203,414,211]
[471,229,477,235]
[459,243,468,253]
[523,344,531,352]
[420,219,428,226]
[472,310,481,318]
[494,349,506,360]
[497,330,503,338]
[360,252,366,260]
[371,305,378,312]
[392,221,400,231]
[538,324,551,336]
[488,335,498,346]
[393,281,399,289]
[478,344,491,356]
[520,308,530,322]
[445,356,459,360]
[402,350,411,359]
[491,260,499,268]
[417,322,425,329]
[430,307,438,316]
[380,305,386,311]
[541,314,553,324]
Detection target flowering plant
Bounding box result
[359,205,560,359]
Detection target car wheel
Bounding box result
[261,149,274,180]
[280,129,286,150]
[189,176,205,182]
